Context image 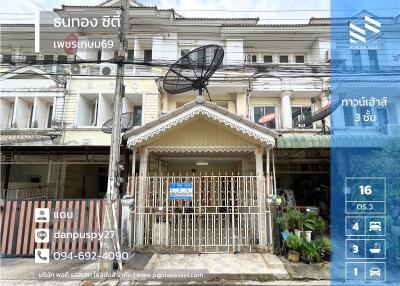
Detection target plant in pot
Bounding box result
[318,236,331,261]
[276,213,290,241]
[300,239,319,264]
[313,216,327,240]
[303,213,316,242]
[286,234,302,263]
[286,208,303,237]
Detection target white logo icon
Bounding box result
[34,208,49,223]
[35,249,50,263]
[369,221,382,232]
[369,267,381,277]
[35,228,49,243]
[350,16,381,44]
[369,242,381,254]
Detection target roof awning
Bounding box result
[277,133,393,148]
[124,101,278,148]
[277,134,330,148]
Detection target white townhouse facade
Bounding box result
[1,0,399,253]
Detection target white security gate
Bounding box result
[131,175,272,253]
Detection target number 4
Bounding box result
[352,222,359,231]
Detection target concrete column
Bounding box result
[161,92,168,113]
[255,147,267,248]
[280,90,292,129]
[135,147,148,246]
[121,198,134,248]
[321,89,331,130]
[265,147,274,251]
[266,147,270,196]
[129,148,136,198]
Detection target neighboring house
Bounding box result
[0,0,399,253]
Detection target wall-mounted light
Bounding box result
[196,162,208,166]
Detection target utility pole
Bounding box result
[99,0,130,273]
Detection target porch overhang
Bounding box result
[123,101,278,149]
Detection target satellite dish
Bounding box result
[101,112,141,134]
[296,99,341,133]
[163,45,224,99]
[258,113,276,124]
[297,100,341,126]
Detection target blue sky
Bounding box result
[2,0,332,24]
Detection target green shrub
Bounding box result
[300,238,319,261]
[287,234,302,251]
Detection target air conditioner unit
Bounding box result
[325,50,331,63]
[297,115,305,128]
[71,64,81,75]
[101,64,115,76]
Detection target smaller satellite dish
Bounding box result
[258,113,276,124]
[101,112,141,134]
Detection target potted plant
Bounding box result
[300,239,318,264]
[319,236,331,261]
[286,234,302,263]
[276,213,290,241]
[303,213,316,242]
[287,208,303,237]
[313,216,327,240]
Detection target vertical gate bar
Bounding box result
[92,200,100,254]
[15,201,26,255]
[165,177,169,246]
[42,200,52,251]
[7,201,17,255]
[29,201,40,255]
[51,200,60,254]
[64,200,74,254]
[87,200,95,252]
[77,200,85,253]
[231,176,235,252]
[212,213,215,246]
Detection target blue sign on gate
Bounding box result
[169,183,193,200]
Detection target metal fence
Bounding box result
[129,175,273,253]
[0,199,120,257]
[1,183,57,200]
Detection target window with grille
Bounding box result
[279,55,289,63]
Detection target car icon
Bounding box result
[369,267,381,277]
[369,221,382,232]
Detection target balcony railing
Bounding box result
[1,183,57,200]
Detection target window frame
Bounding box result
[294,54,305,64]
[263,54,273,64]
[279,55,289,64]
[291,105,313,129]
[252,104,279,129]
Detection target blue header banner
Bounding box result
[330,0,400,285]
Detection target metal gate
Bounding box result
[131,175,272,253]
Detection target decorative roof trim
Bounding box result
[127,104,276,147]
[146,146,257,153]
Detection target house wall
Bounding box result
[147,118,259,147]
[9,164,49,183]
[32,97,48,128]
[0,98,13,128]
[13,97,32,128]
